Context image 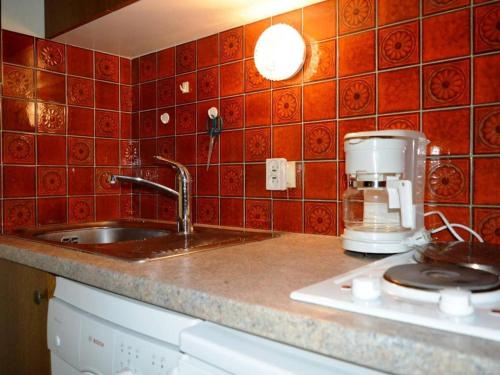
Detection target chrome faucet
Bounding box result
[109,156,193,234]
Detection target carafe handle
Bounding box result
[387,179,415,229]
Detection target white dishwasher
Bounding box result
[48,277,201,374]
[48,277,383,375]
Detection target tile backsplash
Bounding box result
[0,30,134,232]
[1,0,500,244]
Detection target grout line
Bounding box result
[301,6,305,234]
[34,40,39,226]
[335,0,340,236]
[469,1,475,232]
[418,0,424,135]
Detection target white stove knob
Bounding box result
[439,289,474,316]
[352,276,381,300]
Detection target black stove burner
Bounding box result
[383,264,500,292]
[413,242,500,276]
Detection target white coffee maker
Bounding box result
[342,130,431,253]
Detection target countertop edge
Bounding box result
[1,237,499,375]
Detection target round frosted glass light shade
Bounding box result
[254,23,305,81]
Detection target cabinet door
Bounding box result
[45,0,139,38]
[0,259,55,375]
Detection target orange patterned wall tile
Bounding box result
[339,30,375,77]
[378,0,419,26]
[474,105,500,153]
[423,9,470,62]
[474,158,500,205]
[303,0,336,42]
[3,1,500,238]
[305,201,337,235]
[423,109,470,156]
[339,0,375,35]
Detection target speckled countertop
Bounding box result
[0,232,499,374]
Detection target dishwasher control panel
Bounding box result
[48,298,180,375]
[115,331,179,374]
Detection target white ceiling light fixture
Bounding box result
[254,23,306,81]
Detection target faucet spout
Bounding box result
[153,156,193,235]
[109,157,193,235]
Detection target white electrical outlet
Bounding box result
[266,158,296,191]
[266,158,287,190]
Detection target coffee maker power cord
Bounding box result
[424,211,484,242]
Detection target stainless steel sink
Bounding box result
[34,227,171,244]
[14,220,275,262]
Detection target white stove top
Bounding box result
[290,251,500,342]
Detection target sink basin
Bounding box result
[34,227,171,244]
[15,220,275,262]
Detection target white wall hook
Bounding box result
[179,81,190,94]
[208,107,218,119]
[160,112,170,124]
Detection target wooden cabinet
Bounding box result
[45,0,139,38]
[0,259,55,375]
